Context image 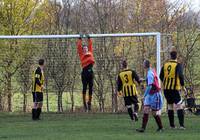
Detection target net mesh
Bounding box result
[0,35,169,112]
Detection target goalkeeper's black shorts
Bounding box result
[81,64,94,95]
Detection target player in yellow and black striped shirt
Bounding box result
[32,59,45,120]
[117,60,141,122]
[160,47,186,129]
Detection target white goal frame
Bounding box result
[0,32,161,75]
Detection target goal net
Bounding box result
[0,32,169,113]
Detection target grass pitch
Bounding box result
[0,113,199,140]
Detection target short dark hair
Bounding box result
[170,51,177,60]
[144,59,150,68]
[170,46,177,60]
[122,60,127,68]
[38,59,45,66]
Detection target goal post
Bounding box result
[0,32,163,112]
[0,32,161,75]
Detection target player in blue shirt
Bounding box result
[136,60,164,132]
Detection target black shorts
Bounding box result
[124,96,139,106]
[164,90,181,104]
[32,92,43,103]
[81,65,94,95]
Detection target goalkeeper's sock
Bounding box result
[127,108,134,120]
[82,93,86,102]
[177,109,184,127]
[87,102,91,111]
[142,114,149,129]
[82,94,87,111]
[168,110,175,127]
[88,95,92,111]
[88,95,92,104]
[154,115,163,129]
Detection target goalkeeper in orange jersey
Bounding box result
[77,34,95,112]
[117,60,141,122]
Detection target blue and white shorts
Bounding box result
[144,92,163,111]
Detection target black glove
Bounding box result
[85,34,90,39]
[79,34,83,39]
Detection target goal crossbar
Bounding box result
[0,32,160,39]
[0,32,161,78]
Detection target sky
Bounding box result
[170,0,200,12]
[190,0,200,11]
[52,0,200,12]
[185,0,200,11]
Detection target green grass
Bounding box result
[0,113,199,140]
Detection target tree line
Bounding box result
[0,0,199,112]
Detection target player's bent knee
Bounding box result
[168,104,174,110]
[152,110,160,116]
[143,106,150,114]
[33,103,37,108]
[126,105,132,109]
[176,103,183,110]
[143,109,150,114]
[37,103,43,108]
[152,111,157,116]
